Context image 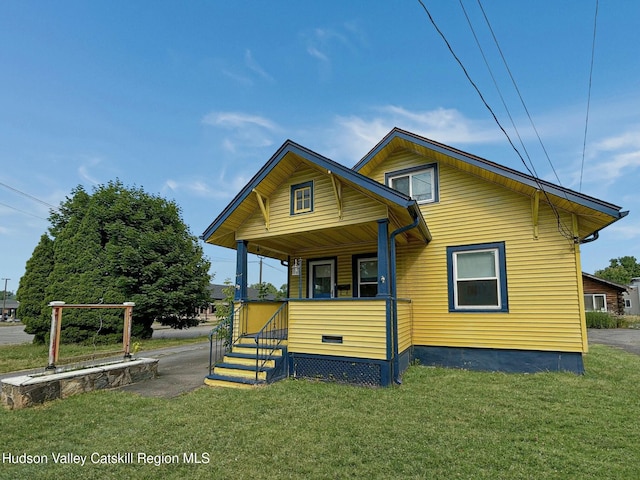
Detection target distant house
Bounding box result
[1,299,19,321]
[581,272,627,315]
[201,128,628,388]
[624,278,640,315]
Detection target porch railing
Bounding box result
[208,304,241,375]
[254,302,288,382]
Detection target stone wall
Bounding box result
[1,358,158,409]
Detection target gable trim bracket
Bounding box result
[327,170,343,219]
[531,190,540,240]
[253,189,270,231]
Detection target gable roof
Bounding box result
[201,139,431,251]
[582,272,628,293]
[354,128,627,239]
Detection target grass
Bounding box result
[0,336,209,374]
[1,345,640,479]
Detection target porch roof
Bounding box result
[355,128,628,240]
[201,140,431,259]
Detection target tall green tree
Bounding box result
[594,256,640,285]
[17,180,211,344]
[16,234,55,343]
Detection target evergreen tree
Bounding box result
[16,234,55,343]
[18,180,211,344]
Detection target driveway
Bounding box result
[587,328,640,356]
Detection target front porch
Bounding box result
[205,297,414,388]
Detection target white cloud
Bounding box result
[78,157,102,185]
[307,46,329,62]
[244,50,274,82]
[163,173,251,201]
[202,111,281,154]
[202,111,278,131]
[608,221,640,240]
[318,105,503,163]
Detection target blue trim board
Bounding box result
[397,347,412,377]
[446,241,509,313]
[412,345,584,374]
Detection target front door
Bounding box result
[309,259,335,298]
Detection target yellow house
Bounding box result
[201,128,627,388]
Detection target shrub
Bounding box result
[586,311,621,329]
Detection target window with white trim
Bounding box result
[447,242,508,312]
[386,165,437,203]
[290,181,313,215]
[584,294,607,312]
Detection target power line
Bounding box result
[579,0,599,192]
[475,0,564,189]
[0,201,48,220]
[416,0,575,241]
[0,182,58,210]
[458,0,538,178]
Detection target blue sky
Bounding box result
[1,1,639,295]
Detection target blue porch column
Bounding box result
[235,240,248,301]
[377,219,390,298]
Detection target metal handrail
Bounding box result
[208,304,241,375]
[254,302,288,382]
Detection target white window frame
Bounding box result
[584,293,607,312]
[387,166,436,204]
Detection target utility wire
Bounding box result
[417,0,575,241]
[579,0,599,192]
[458,0,538,178]
[0,182,58,210]
[0,201,48,220]
[475,0,564,189]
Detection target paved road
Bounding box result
[0,323,213,346]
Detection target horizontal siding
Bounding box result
[367,155,585,353]
[397,300,412,352]
[288,300,387,359]
[238,165,387,240]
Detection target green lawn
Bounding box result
[1,344,639,479]
[0,336,209,374]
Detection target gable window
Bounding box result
[290,181,313,215]
[386,164,438,203]
[447,242,508,312]
[584,294,607,312]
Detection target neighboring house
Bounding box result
[581,272,627,315]
[201,128,627,388]
[624,278,640,315]
[1,299,19,320]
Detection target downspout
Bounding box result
[389,214,420,384]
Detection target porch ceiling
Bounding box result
[243,219,418,261]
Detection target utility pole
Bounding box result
[1,278,9,321]
[258,256,263,285]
